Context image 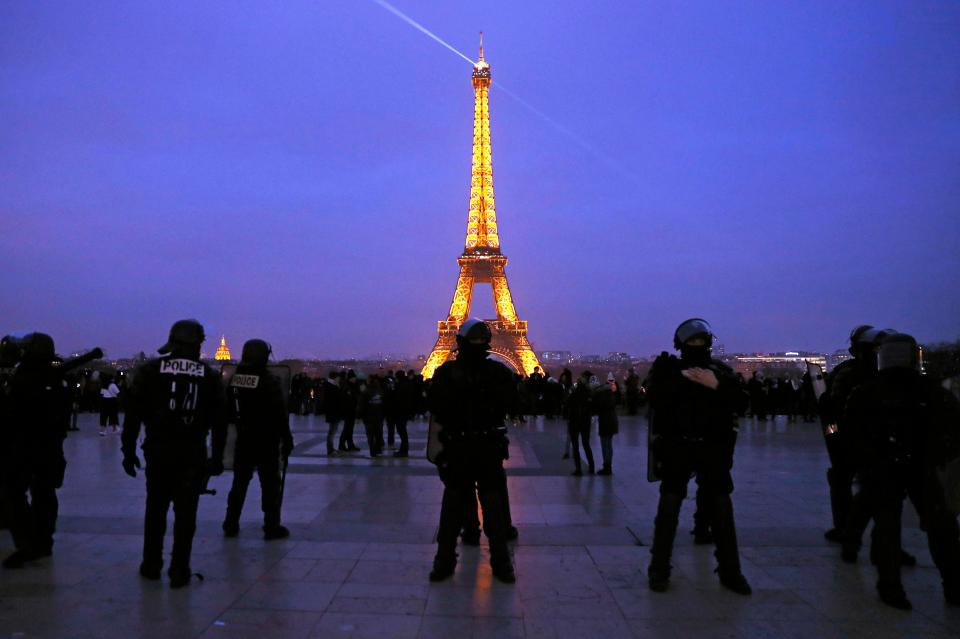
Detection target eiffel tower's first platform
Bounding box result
[421,35,542,379]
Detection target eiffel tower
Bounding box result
[421,35,543,379]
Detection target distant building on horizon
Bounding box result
[727,351,828,377]
[538,351,573,364]
[214,335,232,362]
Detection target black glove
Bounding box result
[122,455,141,478]
[206,457,224,477]
[282,438,294,458]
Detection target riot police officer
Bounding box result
[820,325,881,542]
[121,320,226,587]
[428,319,518,583]
[845,333,960,609]
[3,333,102,568]
[820,326,918,566]
[646,319,751,594]
[222,339,294,540]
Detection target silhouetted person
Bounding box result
[359,375,385,457]
[3,334,102,569]
[820,326,894,544]
[593,376,618,475]
[625,367,641,415]
[121,320,226,587]
[565,371,595,476]
[98,373,120,435]
[391,370,413,457]
[747,372,767,420]
[322,372,342,456]
[646,318,751,595]
[222,339,293,540]
[845,333,960,610]
[428,319,518,584]
[339,372,360,452]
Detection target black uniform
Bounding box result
[121,354,226,581]
[428,349,518,581]
[646,351,750,591]
[845,367,960,608]
[819,356,876,538]
[223,364,293,536]
[4,356,71,561]
[2,337,100,568]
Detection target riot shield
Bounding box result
[220,364,292,470]
[807,362,827,401]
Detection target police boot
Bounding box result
[877,581,912,610]
[489,542,516,584]
[648,492,683,592]
[262,505,289,540]
[139,561,162,580]
[429,547,457,582]
[168,565,196,589]
[711,494,751,596]
[263,525,290,541]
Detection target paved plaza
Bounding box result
[1,412,958,638]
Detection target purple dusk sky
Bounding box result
[1,1,958,360]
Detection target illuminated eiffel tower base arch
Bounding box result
[421,36,542,379]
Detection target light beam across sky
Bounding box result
[371,0,640,183]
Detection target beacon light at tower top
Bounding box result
[369,0,639,184]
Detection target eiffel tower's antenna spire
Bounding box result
[466,33,497,253]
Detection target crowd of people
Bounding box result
[1,318,958,613]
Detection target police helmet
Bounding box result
[673,318,714,350]
[22,333,56,360]
[859,327,896,346]
[0,335,23,364]
[241,339,271,367]
[158,319,206,354]
[456,319,492,347]
[877,333,919,371]
[848,325,874,346]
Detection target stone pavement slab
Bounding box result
[0,413,958,638]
